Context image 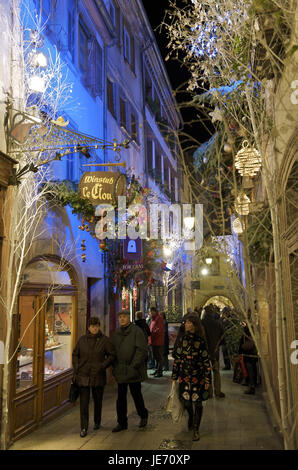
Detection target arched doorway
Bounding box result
[10,256,78,444]
[203,295,234,311]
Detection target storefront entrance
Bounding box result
[9,259,77,443]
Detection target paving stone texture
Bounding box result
[10,369,283,451]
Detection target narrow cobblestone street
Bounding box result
[10,370,283,451]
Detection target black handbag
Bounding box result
[69,380,80,403]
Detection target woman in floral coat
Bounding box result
[172,315,211,441]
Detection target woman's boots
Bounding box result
[185,402,194,430]
[193,403,203,441]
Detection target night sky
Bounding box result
[142,1,213,156]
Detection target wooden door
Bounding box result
[11,295,40,440]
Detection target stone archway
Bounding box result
[203,295,234,311]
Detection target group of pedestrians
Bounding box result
[72,312,149,438]
[72,304,258,441]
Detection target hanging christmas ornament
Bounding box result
[223,143,232,153]
[235,193,251,215]
[81,240,86,262]
[235,140,262,177]
[232,217,245,234]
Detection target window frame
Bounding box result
[107,78,115,117]
[78,17,89,77]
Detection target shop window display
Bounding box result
[44,295,73,380]
[16,296,36,392]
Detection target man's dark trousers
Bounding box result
[152,345,163,374]
[116,382,148,427]
[79,386,104,430]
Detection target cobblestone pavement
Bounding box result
[10,370,283,450]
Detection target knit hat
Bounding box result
[117,309,130,316]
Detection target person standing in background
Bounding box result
[202,305,226,398]
[135,311,151,340]
[160,312,169,371]
[149,307,164,377]
[146,310,155,369]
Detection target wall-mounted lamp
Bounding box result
[205,257,213,265]
[201,268,208,276]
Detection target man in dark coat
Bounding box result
[135,310,151,339]
[202,305,225,398]
[111,310,149,432]
[160,311,169,371]
[72,316,115,437]
[239,323,258,394]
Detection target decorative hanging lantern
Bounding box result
[235,140,262,177]
[235,193,251,215]
[232,217,244,234]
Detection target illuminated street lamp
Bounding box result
[205,257,213,265]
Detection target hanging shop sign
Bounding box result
[123,237,143,261]
[120,260,144,272]
[79,171,126,205]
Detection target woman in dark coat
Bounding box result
[172,315,211,441]
[72,316,115,437]
[161,312,169,371]
[239,323,258,394]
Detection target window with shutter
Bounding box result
[146,139,153,173]
[79,18,89,76]
[164,161,169,190]
[131,112,138,143]
[123,25,131,63]
[120,97,126,129]
[68,11,75,61]
[107,79,115,116]
[86,39,103,97]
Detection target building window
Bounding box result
[131,112,138,143]
[107,78,115,116]
[164,161,169,190]
[66,153,75,181]
[146,139,153,174]
[155,153,162,185]
[123,24,135,71]
[145,70,153,102]
[68,10,75,60]
[123,25,131,62]
[171,174,176,202]
[89,40,103,97]
[120,97,127,129]
[79,18,89,77]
